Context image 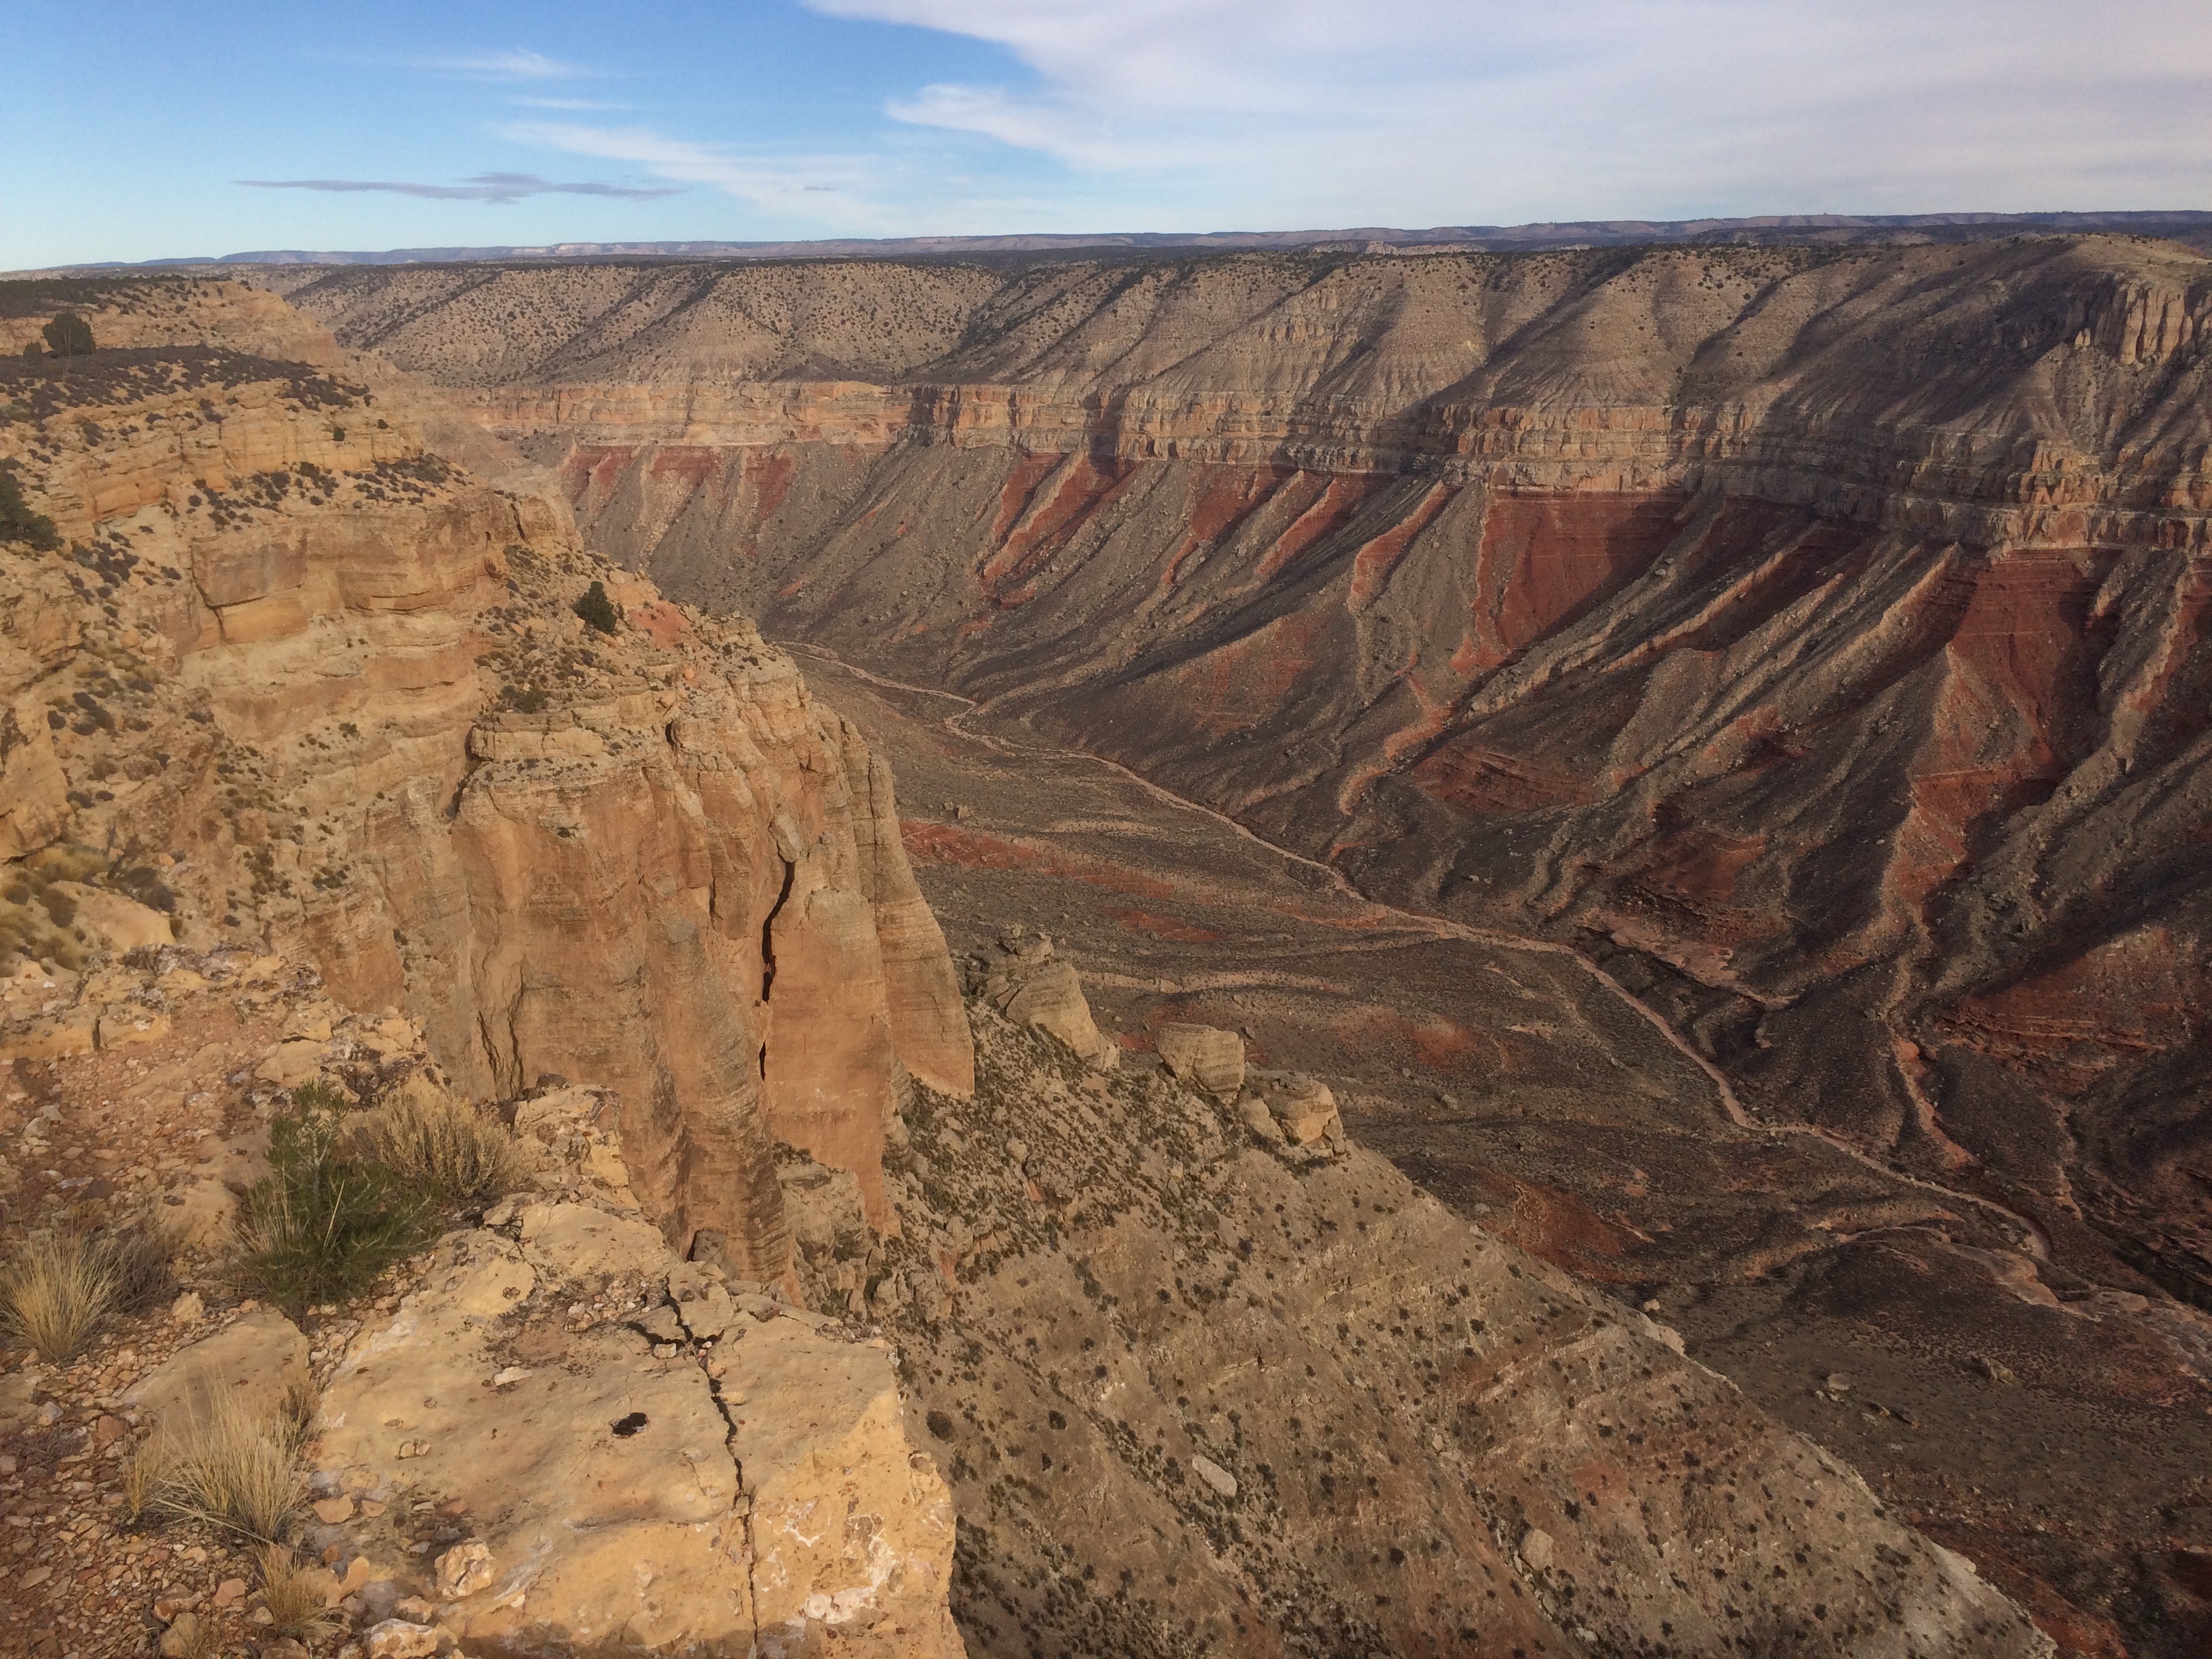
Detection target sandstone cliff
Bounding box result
[0,941,960,1659]
[0,274,973,1281]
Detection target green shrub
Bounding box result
[41,312,94,356]
[0,462,59,552]
[231,1082,428,1318]
[573,580,621,636]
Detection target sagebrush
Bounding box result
[356,1085,520,1207]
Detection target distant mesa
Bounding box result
[26,207,2212,274]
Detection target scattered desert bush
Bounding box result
[0,1229,121,1362]
[42,312,96,356]
[231,1082,429,1318]
[0,459,58,551]
[103,1216,179,1314]
[356,1085,520,1208]
[257,1543,343,1639]
[146,1393,307,1543]
[573,579,621,635]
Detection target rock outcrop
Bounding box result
[0,274,973,1280]
[312,1088,960,1659]
[1154,1021,1244,1097]
[962,928,1117,1070]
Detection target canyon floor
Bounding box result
[791,644,2212,1657]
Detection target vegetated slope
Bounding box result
[807,993,2050,1659]
[279,237,2212,1334]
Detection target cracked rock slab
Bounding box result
[730,1319,961,1659]
[313,1223,959,1658]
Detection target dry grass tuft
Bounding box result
[257,1543,342,1639]
[123,1433,169,1521]
[104,1217,179,1313]
[1,1229,122,1362]
[150,1394,306,1543]
[357,1085,521,1207]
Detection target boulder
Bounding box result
[1236,1097,1286,1145]
[972,932,1118,1071]
[127,1308,308,1435]
[49,883,173,954]
[676,1283,735,1340]
[1261,1073,1340,1145]
[1189,1453,1238,1499]
[1156,1024,1245,1097]
[433,1540,495,1601]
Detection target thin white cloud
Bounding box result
[375,48,588,81]
[804,0,2212,220]
[506,96,634,111]
[239,172,681,204]
[501,123,894,227]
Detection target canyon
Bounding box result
[253,236,2212,1653]
[0,246,2202,1658]
[261,237,2212,1317]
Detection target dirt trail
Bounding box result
[790,643,2055,1258]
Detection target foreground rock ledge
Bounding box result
[312,1209,960,1658]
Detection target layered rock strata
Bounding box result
[0,274,972,1281]
[270,239,2212,1317]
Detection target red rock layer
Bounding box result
[274,239,2212,1303]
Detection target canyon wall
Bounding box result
[2,270,2146,1656]
[272,239,2212,1311]
[0,276,972,1278]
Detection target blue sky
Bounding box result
[7,0,2210,268]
